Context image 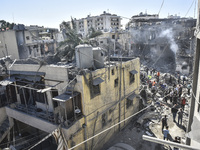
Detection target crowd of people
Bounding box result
[140,66,191,150]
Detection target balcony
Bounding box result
[6,104,57,133]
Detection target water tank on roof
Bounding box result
[75,44,93,69]
[93,47,104,69]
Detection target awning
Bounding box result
[93,77,104,85]
[0,77,16,86]
[52,92,79,102]
[10,70,45,76]
[127,92,136,101]
[130,70,138,75]
[15,75,41,82]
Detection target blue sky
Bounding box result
[0,0,197,29]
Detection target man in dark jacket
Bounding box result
[171,104,178,122]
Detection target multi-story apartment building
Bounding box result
[0,25,58,59]
[0,44,140,149]
[60,11,122,37]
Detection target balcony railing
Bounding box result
[13,103,55,123]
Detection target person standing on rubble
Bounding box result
[163,126,169,140]
[171,104,178,122]
[162,115,168,132]
[149,80,152,89]
[183,76,186,85]
[157,71,160,82]
[173,91,178,105]
[181,97,186,110]
[169,89,173,103]
[178,85,182,98]
[152,80,156,86]
[187,83,191,95]
[146,67,149,75]
[178,108,183,125]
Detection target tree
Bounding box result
[0,20,15,30]
[88,27,103,38]
[56,18,86,61]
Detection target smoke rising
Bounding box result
[159,28,178,55]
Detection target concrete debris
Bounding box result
[146,131,153,137]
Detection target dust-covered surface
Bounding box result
[102,67,191,150]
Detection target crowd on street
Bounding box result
[140,66,191,150]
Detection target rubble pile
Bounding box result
[139,65,192,149]
[103,65,192,150]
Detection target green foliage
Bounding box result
[0,20,15,30]
[88,27,103,38]
[57,18,85,61]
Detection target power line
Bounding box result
[185,0,195,17]
[158,0,165,16]
[68,104,152,150]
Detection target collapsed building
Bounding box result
[118,13,196,75]
[0,25,58,60]
[0,44,140,150]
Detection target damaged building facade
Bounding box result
[60,11,122,38]
[0,44,140,149]
[118,12,196,75]
[0,25,58,59]
[187,0,200,147]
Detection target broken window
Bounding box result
[129,73,135,84]
[112,35,115,39]
[90,84,100,98]
[114,78,118,87]
[100,41,103,44]
[126,99,133,109]
[90,77,104,99]
[129,70,138,84]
